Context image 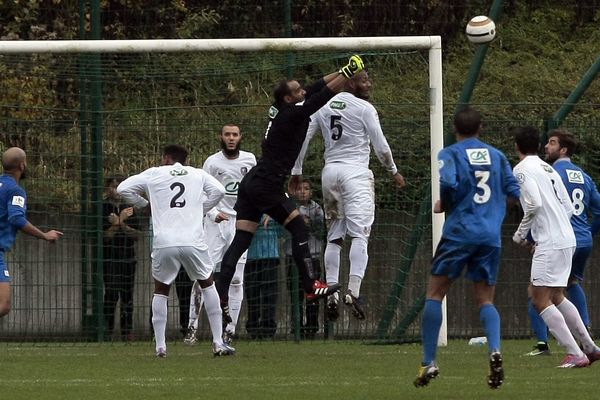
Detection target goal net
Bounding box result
[0,37,442,342]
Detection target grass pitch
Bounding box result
[0,339,595,400]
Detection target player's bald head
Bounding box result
[2,147,26,172]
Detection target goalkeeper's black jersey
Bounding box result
[255,78,335,182]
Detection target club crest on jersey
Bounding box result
[515,172,526,184]
[330,100,346,110]
[542,164,553,173]
[169,168,188,176]
[466,148,491,165]
[240,167,248,175]
[566,169,584,184]
[268,106,279,119]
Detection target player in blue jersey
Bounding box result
[525,129,600,356]
[0,147,63,318]
[414,107,520,389]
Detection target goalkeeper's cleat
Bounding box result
[585,348,600,365]
[213,342,236,357]
[343,291,366,320]
[155,347,167,358]
[223,329,235,346]
[523,341,551,356]
[183,327,198,346]
[413,362,439,387]
[557,353,590,368]
[305,281,341,301]
[487,351,504,389]
[327,296,339,322]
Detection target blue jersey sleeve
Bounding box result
[587,177,600,236]
[438,148,458,210]
[7,186,27,229]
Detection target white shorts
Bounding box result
[530,247,574,287]
[204,215,247,273]
[321,164,374,241]
[151,245,214,284]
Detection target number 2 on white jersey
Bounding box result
[473,171,491,204]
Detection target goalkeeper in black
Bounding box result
[216,56,365,323]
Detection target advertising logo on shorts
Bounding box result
[466,148,491,165]
[223,179,240,197]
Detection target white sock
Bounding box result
[348,237,368,297]
[348,275,362,298]
[227,281,244,334]
[324,242,341,285]
[557,298,598,353]
[540,304,584,356]
[152,294,169,352]
[188,281,203,330]
[200,283,223,345]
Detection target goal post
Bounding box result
[0,37,444,342]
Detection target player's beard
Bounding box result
[221,139,240,158]
[545,151,559,164]
[20,166,27,180]
[356,90,370,101]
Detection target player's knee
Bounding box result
[0,300,11,317]
[351,236,368,247]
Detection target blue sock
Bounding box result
[528,298,548,342]
[479,304,501,352]
[422,299,443,364]
[567,283,590,327]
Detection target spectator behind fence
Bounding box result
[285,179,324,338]
[0,147,63,319]
[245,215,281,339]
[103,175,141,341]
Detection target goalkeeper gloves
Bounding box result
[339,54,364,78]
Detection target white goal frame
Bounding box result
[0,37,446,344]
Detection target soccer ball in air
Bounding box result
[465,16,496,44]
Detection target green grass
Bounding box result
[0,339,595,399]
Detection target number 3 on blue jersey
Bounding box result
[474,170,491,204]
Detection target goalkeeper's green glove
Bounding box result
[339,54,365,78]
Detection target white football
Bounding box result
[465,15,496,44]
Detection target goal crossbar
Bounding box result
[0,36,440,53]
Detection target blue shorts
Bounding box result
[0,251,10,282]
[570,246,592,282]
[431,239,501,285]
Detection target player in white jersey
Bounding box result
[183,124,256,346]
[117,144,235,358]
[512,127,600,368]
[291,70,405,320]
